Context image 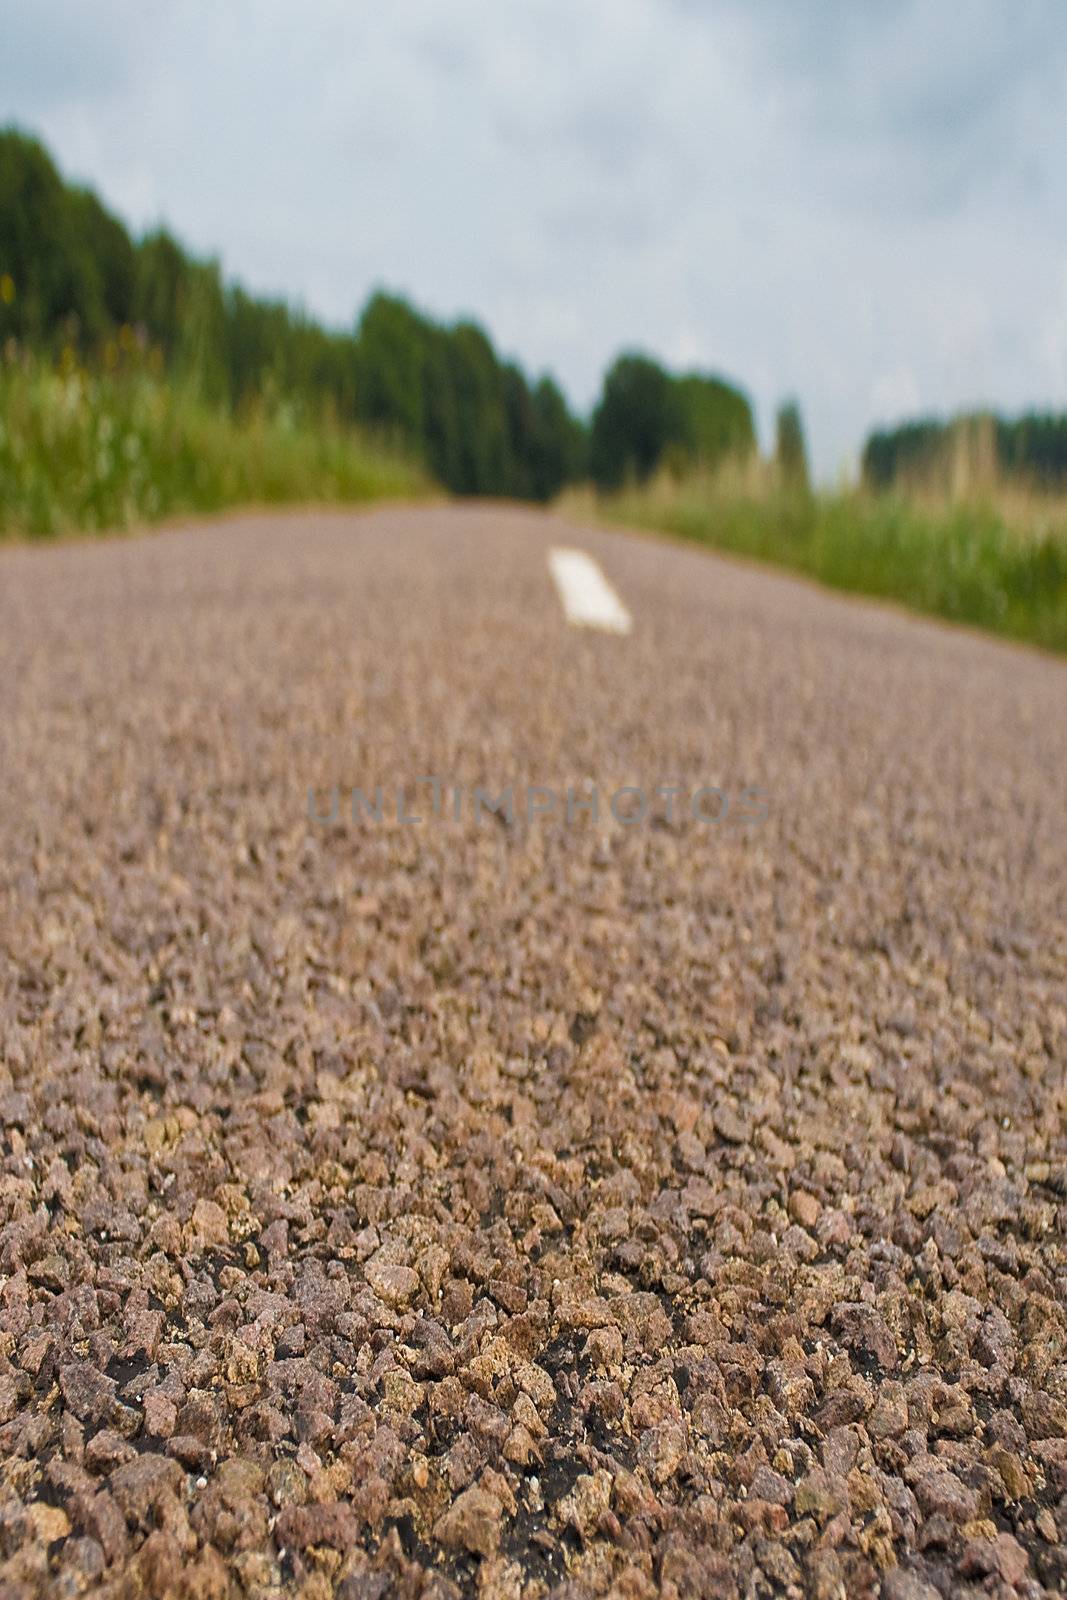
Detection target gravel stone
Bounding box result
[1,507,1065,1596]
[433,1485,504,1557]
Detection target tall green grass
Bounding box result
[0,352,430,539]
[573,471,1067,653]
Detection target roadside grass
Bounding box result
[567,468,1067,654]
[0,353,431,539]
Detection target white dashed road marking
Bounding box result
[548,547,632,634]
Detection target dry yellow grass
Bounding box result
[564,455,1067,652]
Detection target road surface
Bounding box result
[0,505,1065,1598]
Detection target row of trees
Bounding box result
[863,412,1067,494]
[1,127,773,499]
[588,353,758,489]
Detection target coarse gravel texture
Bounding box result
[0,504,1065,1600]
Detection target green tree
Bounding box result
[674,373,755,468]
[590,353,677,489]
[355,292,430,444]
[776,399,810,492]
[68,187,136,331]
[0,129,105,344]
[0,126,592,500]
[862,420,944,491]
[590,355,753,489]
[133,230,190,356]
[445,322,510,495]
[528,376,587,500]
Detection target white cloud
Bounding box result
[2,0,1067,476]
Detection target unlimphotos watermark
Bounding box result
[307,779,770,828]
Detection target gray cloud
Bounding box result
[730,0,1067,213]
[2,0,1067,475]
[0,0,137,104]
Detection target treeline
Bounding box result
[864,412,1067,494]
[0,127,757,500]
[589,353,755,489]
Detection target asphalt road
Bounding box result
[1,504,1065,1599]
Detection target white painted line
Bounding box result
[548,547,632,634]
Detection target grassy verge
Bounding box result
[570,472,1067,654]
[0,354,431,539]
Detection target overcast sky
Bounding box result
[3,0,1067,477]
